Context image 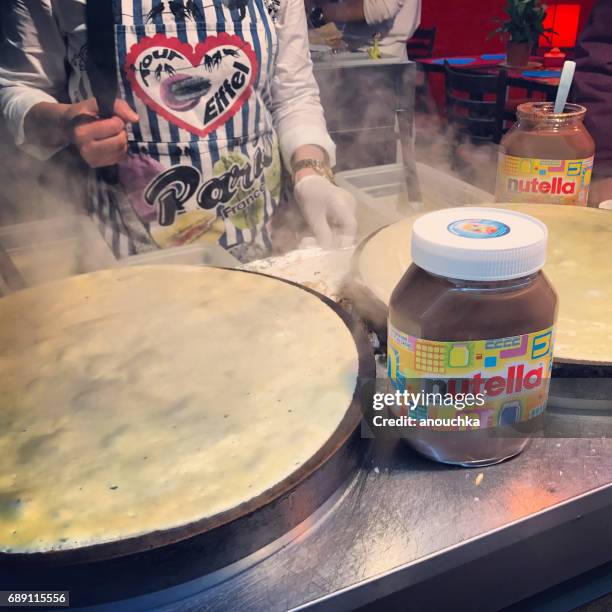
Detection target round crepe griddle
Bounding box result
[353,204,612,365]
[0,266,374,604]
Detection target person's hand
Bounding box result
[62,98,139,168]
[293,175,357,248]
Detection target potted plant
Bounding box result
[490,0,555,67]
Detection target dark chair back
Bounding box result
[406,27,437,59]
[443,61,508,144]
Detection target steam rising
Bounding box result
[0,57,499,298]
[414,111,498,195]
[0,128,103,290]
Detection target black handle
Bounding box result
[86,0,119,186]
[99,165,119,185]
[97,101,120,185]
[69,113,120,185]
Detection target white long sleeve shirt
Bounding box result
[0,0,335,165]
[343,0,421,59]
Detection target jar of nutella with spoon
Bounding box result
[495,102,595,206]
[387,208,557,467]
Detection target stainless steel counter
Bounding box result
[90,405,612,612]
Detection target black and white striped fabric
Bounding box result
[85,0,281,260]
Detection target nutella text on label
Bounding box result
[387,324,555,430]
[495,154,593,205]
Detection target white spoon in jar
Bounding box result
[554,60,576,114]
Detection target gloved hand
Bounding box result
[293,175,358,248]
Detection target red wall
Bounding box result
[420,1,506,56]
[420,0,596,57]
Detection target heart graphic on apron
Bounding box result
[125,33,258,137]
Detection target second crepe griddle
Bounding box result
[350,204,612,366]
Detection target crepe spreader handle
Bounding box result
[97,103,120,186]
[0,243,26,295]
[86,0,120,185]
[396,109,422,206]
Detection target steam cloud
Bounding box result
[0,52,500,295]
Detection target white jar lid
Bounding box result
[411,207,548,281]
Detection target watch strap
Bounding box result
[292,158,334,183]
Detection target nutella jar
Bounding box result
[387,208,557,467]
[495,102,595,206]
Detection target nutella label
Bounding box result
[387,323,555,430]
[495,153,593,205]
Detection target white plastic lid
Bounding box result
[411,207,548,281]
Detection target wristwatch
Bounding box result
[309,6,327,29]
[292,158,335,183]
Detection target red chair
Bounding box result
[406,27,437,59]
[408,27,437,114]
[444,61,509,144]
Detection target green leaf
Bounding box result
[489,0,550,44]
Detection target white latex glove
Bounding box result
[293,175,358,248]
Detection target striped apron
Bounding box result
[88,0,281,261]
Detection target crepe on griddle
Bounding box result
[0,266,358,553]
[356,204,612,364]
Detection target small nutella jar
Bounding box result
[387,208,557,467]
[495,102,595,206]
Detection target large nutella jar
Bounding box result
[495,102,595,206]
[387,208,557,467]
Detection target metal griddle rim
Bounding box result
[1,266,375,566]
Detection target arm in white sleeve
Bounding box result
[270,0,336,168]
[0,0,69,159]
[363,0,403,25]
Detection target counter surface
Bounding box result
[120,405,612,612]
